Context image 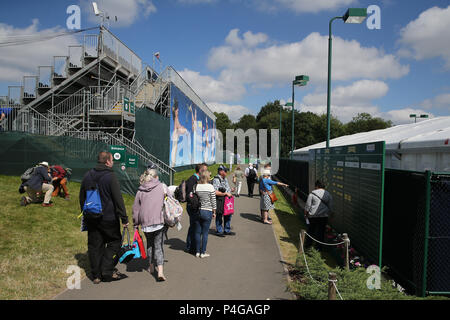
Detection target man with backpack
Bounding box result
[245,163,258,198]
[79,151,129,284]
[20,161,57,207]
[184,163,208,254]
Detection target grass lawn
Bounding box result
[0,174,135,300]
[173,163,223,186]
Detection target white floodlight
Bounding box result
[92,2,100,16]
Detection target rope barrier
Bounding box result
[299,231,345,300]
[304,231,346,246]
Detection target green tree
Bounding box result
[256,100,282,122]
[344,113,392,135]
[234,114,257,131]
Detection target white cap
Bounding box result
[263,169,271,176]
[39,161,49,167]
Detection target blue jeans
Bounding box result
[216,214,232,234]
[194,210,213,254]
[186,207,199,251]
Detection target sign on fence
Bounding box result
[314,141,386,267]
[110,145,126,162]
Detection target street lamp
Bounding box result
[290,75,309,159]
[410,114,429,123]
[326,8,367,148]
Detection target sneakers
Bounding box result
[42,203,54,207]
[200,253,210,258]
[93,278,101,284]
[20,196,28,207]
[224,231,236,236]
[196,253,200,258]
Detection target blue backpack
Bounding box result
[82,170,103,219]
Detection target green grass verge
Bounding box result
[0,174,135,300]
[270,185,448,300]
[173,163,223,186]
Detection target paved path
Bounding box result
[55,181,292,300]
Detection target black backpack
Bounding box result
[188,184,201,212]
[174,180,187,203]
[248,168,257,181]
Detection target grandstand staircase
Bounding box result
[0,27,175,182]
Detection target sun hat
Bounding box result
[263,169,271,176]
[218,165,229,172]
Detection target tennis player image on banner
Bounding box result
[170,84,215,167]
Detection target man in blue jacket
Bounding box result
[21,161,57,207]
[79,151,129,284]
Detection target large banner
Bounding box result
[170,84,216,167]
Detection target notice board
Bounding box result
[314,141,386,266]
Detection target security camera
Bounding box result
[92,2,100,16]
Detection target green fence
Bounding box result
[276,158,309,201]
[384,169,450,296]
[0,132,169,196]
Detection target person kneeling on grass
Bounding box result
[50,165,70,200]
[21,161,57,207]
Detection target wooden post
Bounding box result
[343,233,350,271]
[299,230,306,255]
[328,272,337,300]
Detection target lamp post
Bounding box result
[290,75,309,159]
[326,8,367,148]
[410,114,429,123]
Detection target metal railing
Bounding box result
[157,66,216,120]
[100,28,142,76]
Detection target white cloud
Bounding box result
[0,20,79,82]
[420,93,450,111]
[178,68,246,102]
[303,80,389,107]
[207,102,252,122]
[225,29,269,48]
[300,104,381,124]
[177,0,217,4]
[384,108,434,125]
[398,5,450,69]
[273,0,357,14]
[81,0,157,27]
[208,31,409,88]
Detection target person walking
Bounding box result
[193,170,216,258]
[232,165,244,197]
[185,163,208,254]
[259,169,288,224]
[50,164,70,200]
[132,168,167,281]
[21,161,56,207]
[304,180,333,250]
[245,163,258,198]
[79,151,129,284]
[212,165,235,236]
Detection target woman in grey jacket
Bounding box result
[132,169,167,281]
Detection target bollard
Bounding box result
[343,233,350,271]
[299,230,306,255]
[328,272,337,300]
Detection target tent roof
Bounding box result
[292,116,450,154]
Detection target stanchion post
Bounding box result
[299,230,306,255]
[343,233,350,271]
[328,272,337,300]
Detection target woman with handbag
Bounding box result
[193,170,216,258]
[132,168,167,281]
[259,169,288,225]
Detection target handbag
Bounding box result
[262,179,278,204]
[224,196,234,216]
[134,229,147,259]
[118,227,135,264]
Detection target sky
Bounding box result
[0,0,449,124]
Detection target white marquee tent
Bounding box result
[291,117,450,172]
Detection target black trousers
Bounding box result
[247,179,255,197]
[87,218,122,279]
[305,217,328,250]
